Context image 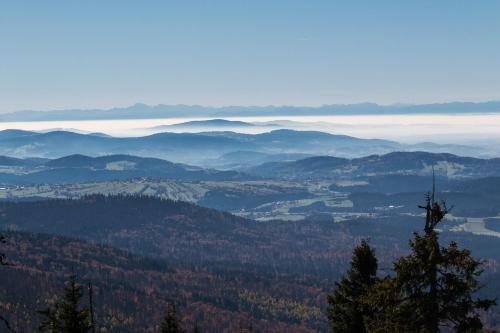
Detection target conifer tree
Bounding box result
[191,322,201,333]
[0,235,7,266]
[0,235,15,333]
[327,239,378,333]
[239,325,253,333]
[364,185,496,332]
[160,303,185,333]
[38,274,91,333]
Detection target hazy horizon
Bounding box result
[3,100,500,114]
[1,114,500,146]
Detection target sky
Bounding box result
[1,0,500,112]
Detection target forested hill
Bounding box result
[0,195,251,261]
[2,194,500,277]
[0,194,352,276]
[0,231,324,332]
[0,154,248,184]
[248,152,500,179]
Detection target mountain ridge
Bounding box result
[0,153,248,184]
[0,128,493,166]
[248,151,500,179]
[1,150,500,185]
[2,101,500,121]
[0,129,404,164]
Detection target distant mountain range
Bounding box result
[0,129,401,164]
[2,101,500,121]
[0,129,490,167]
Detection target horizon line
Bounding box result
[5,99,500,114]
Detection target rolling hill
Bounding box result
[0,129,493,166]
[156,119,257,128]
[0,129,402,165]
[0,195,350,274]
[0,154,247,184]
[1,149,500,187]
[249,152,500,179]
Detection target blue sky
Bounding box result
[1,0,499,112]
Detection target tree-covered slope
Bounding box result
[0,231,324,333]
